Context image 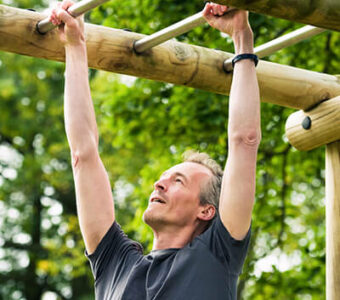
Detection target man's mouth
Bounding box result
[150,197,166,204]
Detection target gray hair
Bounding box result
[182,150,223,211]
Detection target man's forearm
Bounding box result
[64,43,99,155]
[228,30,261,143]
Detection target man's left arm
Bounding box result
[203,4,261,240]
[220,20,261,241]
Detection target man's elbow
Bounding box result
[229,129,262,148]
[71,141,99,169]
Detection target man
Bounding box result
[50,1,261,299]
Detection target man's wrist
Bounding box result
[65,41,87,52]
[232,28,254,55]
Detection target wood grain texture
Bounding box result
[213,0,340,32]
[326,141,340,300]
[1,5,340,110]
[285,97,340,151]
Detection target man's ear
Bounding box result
[197,204,216,221]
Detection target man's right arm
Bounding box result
[51,1,115,254]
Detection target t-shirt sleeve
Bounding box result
[85,221,143,282]
[199,214,251,276]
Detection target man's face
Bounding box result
[143,162,212,230]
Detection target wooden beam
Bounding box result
[285,97,340,151]
[1,5,340,110]
[326,141,340,299]
[213,0,340,32]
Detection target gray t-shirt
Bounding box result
[86,215,251,300]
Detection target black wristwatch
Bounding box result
[232,53,259,68]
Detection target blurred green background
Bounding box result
[0,0,339,299]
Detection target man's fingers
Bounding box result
[50,15,62,26]
[221,6,228,13]
[202,3,212,18]
[202,3,216,25]
[49,3,62,25]
[48,0,77,27]
[203,3,229,17]
[61,0,75,11]
[207,3,227,16]
[203,3,219,19]
[218,5,228,16]
[56,8,76,25]
[212,5,220,15]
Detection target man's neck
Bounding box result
[151,222,206,250]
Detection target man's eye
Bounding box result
[175,178,182,183]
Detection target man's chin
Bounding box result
[143,209,165,228]
[142,209,155,225]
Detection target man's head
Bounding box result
[143,150,223,235]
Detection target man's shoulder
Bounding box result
[193,213,251,252]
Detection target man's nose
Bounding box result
[154,178,167,191]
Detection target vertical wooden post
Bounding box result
[326,140,340,299]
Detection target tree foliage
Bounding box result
[0,0,339,299]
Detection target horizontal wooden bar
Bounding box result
[285,97,340,151]
[213,0,340,32]
[1,5,340,110]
